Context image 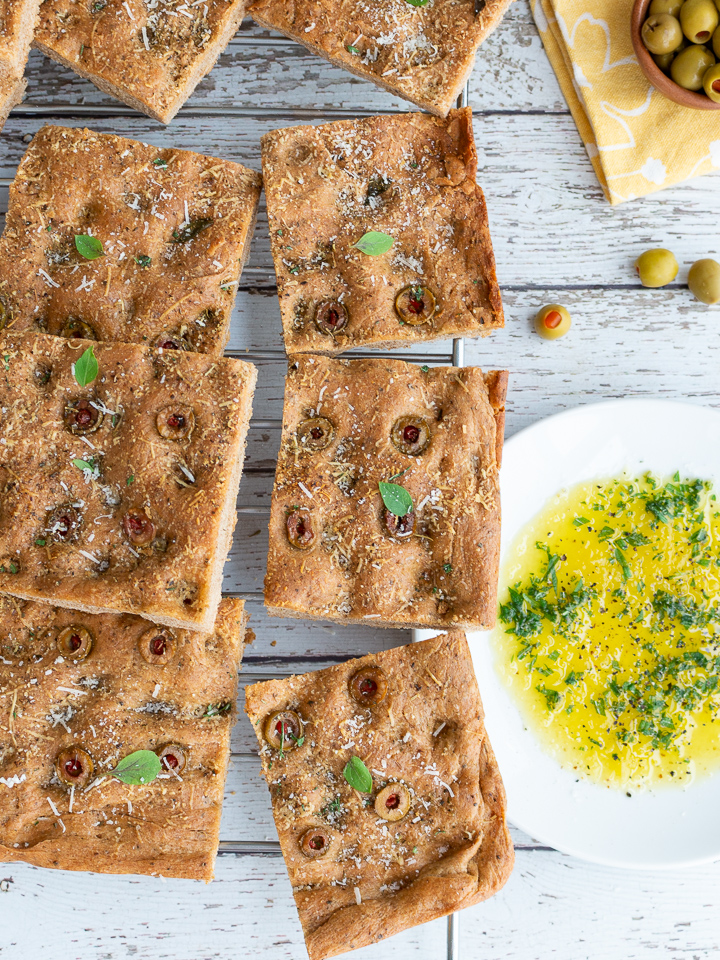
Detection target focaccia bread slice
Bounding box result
[245,632,514,960]
[0,332,256,633]
[263,109,503,355]
[0,0,43,132]
[265,355,508,630]
[250,0,513,118]
[0,595,248,880]
[0,126,262,357]
[33,0,247,124]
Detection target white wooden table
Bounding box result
[3,4,720,956]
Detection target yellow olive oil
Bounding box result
[492,474,720,790]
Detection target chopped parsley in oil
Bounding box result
[494,473,720,789]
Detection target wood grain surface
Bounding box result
[1,3,719,958]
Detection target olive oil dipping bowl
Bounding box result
[632,0,720,110]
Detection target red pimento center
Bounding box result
[697,30,710,40]
[309,835,325,851]
[65,757,83,778]
[75,408,94,428]
[69,633,82,651]
[385,793,401,810]
[310,427,324,440]
[163,753,179,769]
[713,80,720,93]
[408,292,425,315]
[543,310,563,330]
[359,678,378,697]
[151,636,167,656]
[167,413,186,430]
[275,720,294,739]
[403,425,420,444]
[56,515,74,537]
[127,516,148,535]
[326,309,341,328]
[159,339,180,350]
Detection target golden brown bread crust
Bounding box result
[0,126,261,357]
[262,109,503,355]
[0,0,42,132]
[264,355,508,630]
[34,0,247,124]
[0,332,257,633]
[0,596,247,880]
[245,632,514,959]
[250,0,513,117]
[0,0,41,79]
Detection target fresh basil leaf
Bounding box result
[111,750,161,785]
[379,481,413,517]
[72,458,94,471]
[74,235,104,260]
[73,346,98,388]
[405,0,429,6]
[352,231,393,256]
[343,755,372,793]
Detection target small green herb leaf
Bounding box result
[111,750,161,785]
[126,474,135,486]
[573,516,589,526]
[614,546,631,581]
[135,254,152,268]
[352,231,393,256]
[153,158,168,169]
[35,538,46,547]
[347,44,360,54]
[343,755,372,793]
[74,235,104,260]
[379,481,413,517]
[443,563,453,573]
[72,458,94,472]
[73,346,98,388]
[405,0,429,6]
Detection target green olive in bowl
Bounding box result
[671,43,716,89]
[642,13,684,52]
[680,0,719,43]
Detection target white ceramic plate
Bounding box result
[419,399,720,869]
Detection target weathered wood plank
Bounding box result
[3,845,718,959]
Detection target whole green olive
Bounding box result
[635,248,679,287]
[680,0,719,43]
[535,304,571,340]
[671,43,716,89]
[703,61,720,97]
[650,0,682,14]
[713,23,720,55]
[642,13,684,53]
[688,259,720,305]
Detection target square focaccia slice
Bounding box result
[0,126,262,357]
[245,632,514,960]
[250,0,512,118]
[34,0,247,124]
[0,596,248,880]
[265,355,508,630]
[263,109,503,355]
[0,332,256,633]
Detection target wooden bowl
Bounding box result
[631,0,720,110]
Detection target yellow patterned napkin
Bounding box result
[531,0,720,203]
